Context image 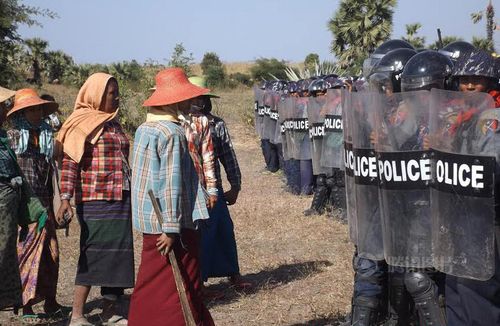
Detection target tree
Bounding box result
[249,58,288,81]
[200,52,226,87]
[402,23,426,49]
[45,50,74,83]
[471,1,496,52]
[24,37,49,85]
[304,53,320,73]
[472,36,494,51]
[0,0,56,85]
[167,43,194,76]
[428,36,463,50]
[328,0,396,74]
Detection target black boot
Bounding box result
[350,296,380,326]
[385,272,412,326]
[304,174,329,216]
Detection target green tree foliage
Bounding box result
[328,0,396,74]
[304,53,320,73]
[0,0,56,86]
[24,37,49,85]
[229,72,252,87]
[200,52,227,88]
[45,50,74,83]
[471,1,496,52]
[168,43,194,76]
[250,58,288,81]
[428,36,464,50]
[472,36,494,52]
[403,23,426,49]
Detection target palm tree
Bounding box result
[24,37,49,85]
[470,0,495,52]
[45,50,74,83]
[328,0,396,74]
[403,23,426,49]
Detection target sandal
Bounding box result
[230,275,253,290]
[101,314,128,325]
[21,314,45,324]
[68,316,95,326]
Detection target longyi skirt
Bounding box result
[75,193,134,288]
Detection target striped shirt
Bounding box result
[207,114,242,191]
[59,120,130,203]
[181,114,218,196]
[131,120,209,234]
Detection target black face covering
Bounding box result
[201,96,212,114]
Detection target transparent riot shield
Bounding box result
[269,93,281,145]
[294,97,311,160]
[307,95,329,175]
[273,95,285,145]
[343,89,357,245]
[283,96,296,160]
[253,86,264,137]
[375,91,433,268]
[430,88,497,280]
[321,89,344,170]
[350,91,384,260]
[261,90,274,141]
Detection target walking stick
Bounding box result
[148,190,196,326]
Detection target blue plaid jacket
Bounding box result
[131,120,209,234]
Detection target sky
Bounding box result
[17,0,500,65]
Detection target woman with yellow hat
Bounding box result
[6,88,63,320]
[0,86,23,312]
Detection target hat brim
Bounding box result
[0,87,15,104]
[143,84,210,107]
[8,99,60,118]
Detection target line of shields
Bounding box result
[344,88,498,281]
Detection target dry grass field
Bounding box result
[0,87,354,326]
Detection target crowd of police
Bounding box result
[253,40,500,326]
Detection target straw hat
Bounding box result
[0,86,15,104]
[143,68,210,107]
[8,88,59,117]
[188,76,219,98]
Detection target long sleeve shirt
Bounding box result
[59,121,130,204]
[0,129,20,181]
[131,120,209,234]
[181,113,218,196]
[207,114,242,191]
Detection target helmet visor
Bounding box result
[369,72,393,95]
[401,76,445,92]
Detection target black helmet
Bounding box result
[439,41,475,63]
[452,50,496,79]
[297,79,312,97]
[369,48,417,93]
[286,81,299,94]
[401,50,453,92]
[308,78,327,95]
[324,75,345,89]
[271,80,288,92]
[363,39,415,78]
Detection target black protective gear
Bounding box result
[369,48,417,93]
[308,78,328,96]
[439,41,476,63]
[404,271,447,326]
[401,50,453,92]
[363,39,415,78]
[452,49,497,79]
[286,81,299,95]
[386,272,412,326]
[350,296,382,326]
[303,174,329,216]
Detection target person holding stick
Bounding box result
[128,68,214,325]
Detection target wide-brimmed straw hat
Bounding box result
[8,88,59,117]
[0,86,15,104]
[143,68,210,107]
[188,76,219,98]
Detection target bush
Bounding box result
[205,65,226,88]
[249,58,288,82]
[229,72,252,87]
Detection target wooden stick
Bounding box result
[148,190,196,326]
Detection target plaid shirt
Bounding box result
[60,121,130,204]
[7,129,53,200]
[131,120,209,234]
[181,113,218,196]
[207,114,242,191]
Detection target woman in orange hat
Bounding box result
[0,86,23,312]
[128,67,214,325]
[6,88,63,320]
[56,73,134,326]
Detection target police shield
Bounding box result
[350,91,384,260]
[294,97,311,160]
[273,94,285,145]
[376,91,433,268]
[253,86,265,137]
[261,90,274,141]
[321,89,344,170]
[307,95,329,175]
[342,89,357,245]
[430,89,497,280]
[283,96,296,160]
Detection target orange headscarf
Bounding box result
[56,72,118,163]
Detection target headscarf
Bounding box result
[11,113,54,158]
[56,73,118,163]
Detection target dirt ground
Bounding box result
[0,91,354,325]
